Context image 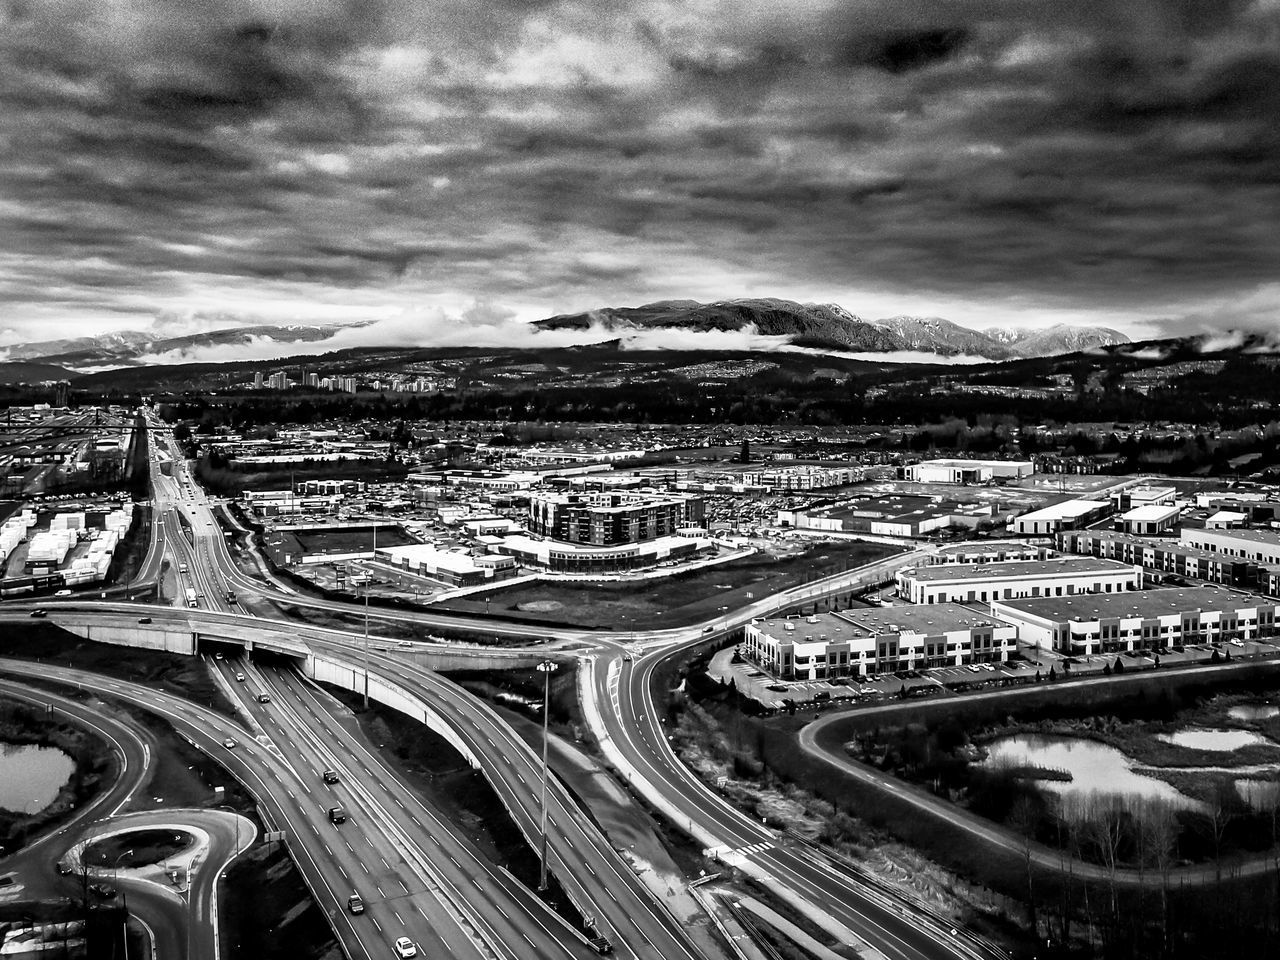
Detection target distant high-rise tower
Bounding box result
[306,371,319,388]
[53,380,70,407]
[254,371,264,389]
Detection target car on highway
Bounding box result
[235,673,246,682]
[347,893,365,915]
[256,693,271,703]
[54,589,71,597]
[223,738,237,749]
[328,806,347,824]
[138,617,152,624]
[29,609,47,618]
[214,652,224,660]
[393,938,418,959]
[323,770,340,784]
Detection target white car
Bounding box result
[394,938,417,959]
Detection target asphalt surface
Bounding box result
[2,417,1040,960]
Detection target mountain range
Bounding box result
[0,299,1131,377]
[0,324,349,370]
[533,299,1130,358]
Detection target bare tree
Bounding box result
[1008,793,1040,938]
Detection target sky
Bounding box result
[2,0,1278,350]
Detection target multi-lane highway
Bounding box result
[3,413,1009,960]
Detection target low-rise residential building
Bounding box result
[930,541,1054,565]
[898,556,1140,604]
[1057,528,1259,589]
[1181,527,1280,566]
[992,586,1279,655]
[1117,504,1180,535]
[1013,499,1111,536]
[738,465,864,491]
[903,458,1034,484]
[742,605,1017,679]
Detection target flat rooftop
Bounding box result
[1071,529,1249,565]
[995,585,1274,623]
[752,603,1011,642]
[901,556,1134,583]
[1120,504,1180,522]
[1018,499,1110,521]
[1185,527,1280,546]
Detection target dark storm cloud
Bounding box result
[1,0,1279,340]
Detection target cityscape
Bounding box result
[3,2,1279,960]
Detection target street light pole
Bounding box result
[536,659,556,892]
[364,522,376,709]
[113,849,133,960]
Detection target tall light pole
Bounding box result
[536,659,556,892]
[363,522,377,709]
[113,849,133,960]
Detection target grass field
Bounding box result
[435,539,904,629]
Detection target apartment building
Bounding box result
[528,491,705,546]
[1057,529,1258,589]
[897,556,1140,604]
[742,605,1017,680]
[1181,527,1280,566]
[992,586,1280,655]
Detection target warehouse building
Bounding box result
[1057,529,1259,589]
[528,491,705,546]
[742,605,1017,679]
[375,544,517,587]
[992,586,1279,655]
[897,555,1140,604]
[1116,504,1180,536]
[903,458,1034,484]
[1013,499,1111,536]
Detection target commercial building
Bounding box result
[1012,499,1111,536]
[375,544,516,587]
[777,494,993,538]
[897,556,1140,604]
[1057,528,1259,589]
[742,605,1017,679]
[490,532,712,574]
[992,586,1279,655]
[1116,504,1180,535]
[1181,528,1280,566]
[528,492,704,546]
[1111,484,1177,512]
[904,458,1034,484]
[244,490,344,517]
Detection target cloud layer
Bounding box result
[2,0,1279,343]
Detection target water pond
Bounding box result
[982,734,1201,811]
[1157,728,1273,751]
[0,742,75,815]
